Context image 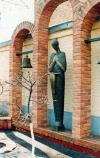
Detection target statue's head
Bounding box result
[51,39,59,51]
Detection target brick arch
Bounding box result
[33,0,76,128]
[72,1,100,138]
[11,21,34,45]
[34,0,100,138]
[10,21,34,121]
[81,3,100,30]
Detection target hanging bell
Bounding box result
[21,55,32,68]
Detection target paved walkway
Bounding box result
[0,131,71,158]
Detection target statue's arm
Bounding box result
[56,52,66,72]
[56,59,65,71]
[48,53,56,72]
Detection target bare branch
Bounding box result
[28,71,33,85]
[19,72,31,87]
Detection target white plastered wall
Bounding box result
[49,1,73,27]
[48,29,73,112]
[91,21,100,116]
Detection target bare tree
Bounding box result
[4,70,49,158]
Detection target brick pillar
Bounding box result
[32,26,48,128]
[72,31,91,138]
[10,38,23,118]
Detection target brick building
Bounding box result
[0,0,100,156]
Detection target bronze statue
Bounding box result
[48,39,67,131]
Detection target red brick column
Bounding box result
[10,22,34,122]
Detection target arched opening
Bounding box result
[79,2,100,137]
[10,21,34,128]
[48,1,73,131]
[34,0,73,128]
[91,7,100,136]
[35,0,100,139]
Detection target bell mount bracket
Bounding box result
[16,50,33,56]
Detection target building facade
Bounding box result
[0,0,100,155]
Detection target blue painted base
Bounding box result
[48,109,100,136]
[48,109,72,131]
[91,116,100,136]
[22,105,32,113]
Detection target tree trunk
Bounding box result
[30,123,35,158]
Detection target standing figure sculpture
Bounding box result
[48,39,67,131]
